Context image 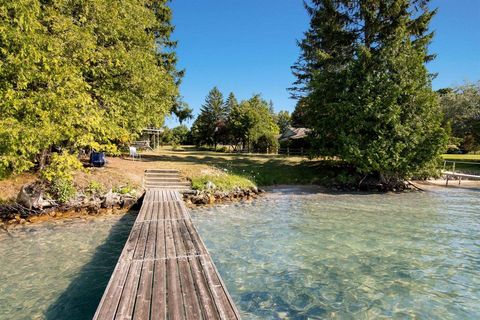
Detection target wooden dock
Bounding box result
[93,184,240,319]
[443,160,480,186]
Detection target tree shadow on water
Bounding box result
[44,204,141,320]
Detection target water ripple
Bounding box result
[193,187,480,319]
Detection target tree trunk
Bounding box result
[39,148,49,170]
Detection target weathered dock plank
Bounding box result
[93,188,240,320]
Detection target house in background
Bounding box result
[278,127,311,155]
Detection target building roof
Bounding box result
[279,127,310,141]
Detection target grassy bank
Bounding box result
[138,147,356,188]
[191,174,255,191]
[441,154,480,174]
[441,154,480,161]
[7,147,477,203]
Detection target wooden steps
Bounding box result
[93,189,240,320]
[143,169,192,191]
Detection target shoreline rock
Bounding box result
[183,186,264,207]
[1,183,140,228]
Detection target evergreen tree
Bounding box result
[224,92,238,115]
[276,111,291,134]
[292,0,447,180]
[191,87,226,147]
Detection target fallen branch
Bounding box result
[407,181,424,191]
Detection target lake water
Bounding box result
[0,187,479,319]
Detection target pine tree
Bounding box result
[292,0,447,181]
[276,111,291,134]
[191,87,226,147]
[224,92,238,116]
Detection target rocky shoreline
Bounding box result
[0,183,139,228]
[183,186,264,207]
[0,184,264,228]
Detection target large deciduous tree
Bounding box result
[439,82,480,152]
[291,0,447,180]
[229,95,279,152]
[0,0,179,177]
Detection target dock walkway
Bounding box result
[94,183,240,319]
[443,171,480,186]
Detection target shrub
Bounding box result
[113,184,135,195]
[253,134,279,153]
[86,180,103,195]
[171,140,179,150]
[215,146,229,153]
[41,151,82,203]
[41,151,83,183]
[50,179,76,203]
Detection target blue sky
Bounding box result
[166,0,480,127]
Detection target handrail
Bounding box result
[443,160,480,165]
[442,159,480,186]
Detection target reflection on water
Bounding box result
[0,188,478,319]
[192,187,480,319]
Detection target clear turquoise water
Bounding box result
[0,214,136,320]
[192,187,480,319]
[0,187,478,319]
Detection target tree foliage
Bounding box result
[191,89,279,152]
[171,125,191,145]
[0,0,179,177]
[191,87,226,147]
[439,82,480,152]
[224,92,238,116]
[291,0,447,178]
[276,110,291,134]
[228,95,279,152]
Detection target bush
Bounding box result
[41,151,83,183]
[215,146,229,153]
[41,151,82,203]
[171,140,179,150]
[86,180,103,195]
[50,179,76,203]
[113,184,135,195]
[253,134,279,153]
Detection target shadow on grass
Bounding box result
[140,152,354,186]
[44,203,141,320]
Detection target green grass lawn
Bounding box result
[139,147,480,190]
[441,154,480,174]
[191,174,255,191]
[441,154,480,161]
[143,147,356,187]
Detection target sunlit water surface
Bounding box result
[0,214,136,320]
[193,187,480,319]
[0,187,478,319]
